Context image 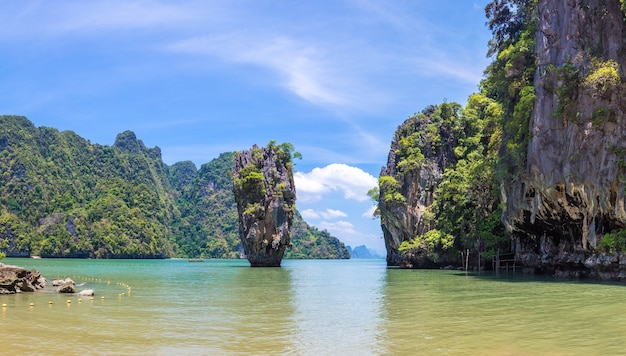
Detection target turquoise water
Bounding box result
[1,258,625,355]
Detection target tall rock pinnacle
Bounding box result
[233,142,297,267]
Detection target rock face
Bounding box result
[0,263,46,294]
[504,0,626,278]
[379,105,459,268]
[233,144,296,267]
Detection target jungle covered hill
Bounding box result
[0,115,349,259]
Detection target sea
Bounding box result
[1,258,625,355]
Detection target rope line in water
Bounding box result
[1,275,132,310]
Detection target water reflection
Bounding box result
[378,268,626,355]
[288,260,386,355]
[219,266,296,355]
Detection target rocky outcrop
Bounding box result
[379,105,459,268]
[55,277,76,293]
[233,143,296,267]
[0,263,46,294]
[504,0,626,279]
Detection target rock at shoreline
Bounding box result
[233,143,297,267]
[78,289,94,296]
[56,278,76,293]
[0,263,46,294]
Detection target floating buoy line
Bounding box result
[1,275,132,310]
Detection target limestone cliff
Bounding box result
[233,143,296,267]
[379,105,461,268]
[504,0,626,278]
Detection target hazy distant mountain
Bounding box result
[348,245,383,259]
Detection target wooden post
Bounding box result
[496,249,500,271]
[465,248,469,271]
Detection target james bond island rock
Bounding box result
[233,142,298,267]
[0,263,46,294]
[500,0,626,279]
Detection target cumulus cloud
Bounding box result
[294,164,377,202]
[300,208,348,220]
[319,220,358,236]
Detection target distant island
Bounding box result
[0,116,349,260]
[347,245,382,259]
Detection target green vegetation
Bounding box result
[583,58,620,97]
[378,176,405,205]
[374,0,535,264]
[0,116,348,259]
[598,229,626,253]
[482,0,537,180]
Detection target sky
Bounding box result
[0,1,493,255]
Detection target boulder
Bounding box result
[0,263,46,294]
[56,279,76,293]
[78,289,94,296]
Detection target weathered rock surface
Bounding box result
[233,144,296,267]
[56,277,76,293]
[379,106,459,268]
[504,0,626,279]
[0,263,46,294]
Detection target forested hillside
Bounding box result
[0,115,349,259]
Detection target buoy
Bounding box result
[48,301,53,305]
[90,297,95,300]
[78,299,82,303]
[29,303,34,306]
[66,300,71,304]
[2,303,7,308]
[101,296,105,299]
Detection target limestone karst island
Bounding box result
[2,1,626,280]
[5,1,626,355]
[375,0,626,280]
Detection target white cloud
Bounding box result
[300,209,320,219]
[168,34,345,107]
[294,164,377,202]
[362,205,378,219]
[319,220,358,236]
[412,56,484,84]
[301,208,348,220]
[323,208,348,219]
[0,1,203,40]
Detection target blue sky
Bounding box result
[0,1,493,255]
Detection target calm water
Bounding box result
[1,258,625,355]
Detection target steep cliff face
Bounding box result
[379,105,461,267]
[504,0,626,278]
[233,143,296,267]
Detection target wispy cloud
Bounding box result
[0,1,203,40]
[362,205,378,219]
[412,55,485,84]
[168,34,346,107]
[294,164,377,202]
